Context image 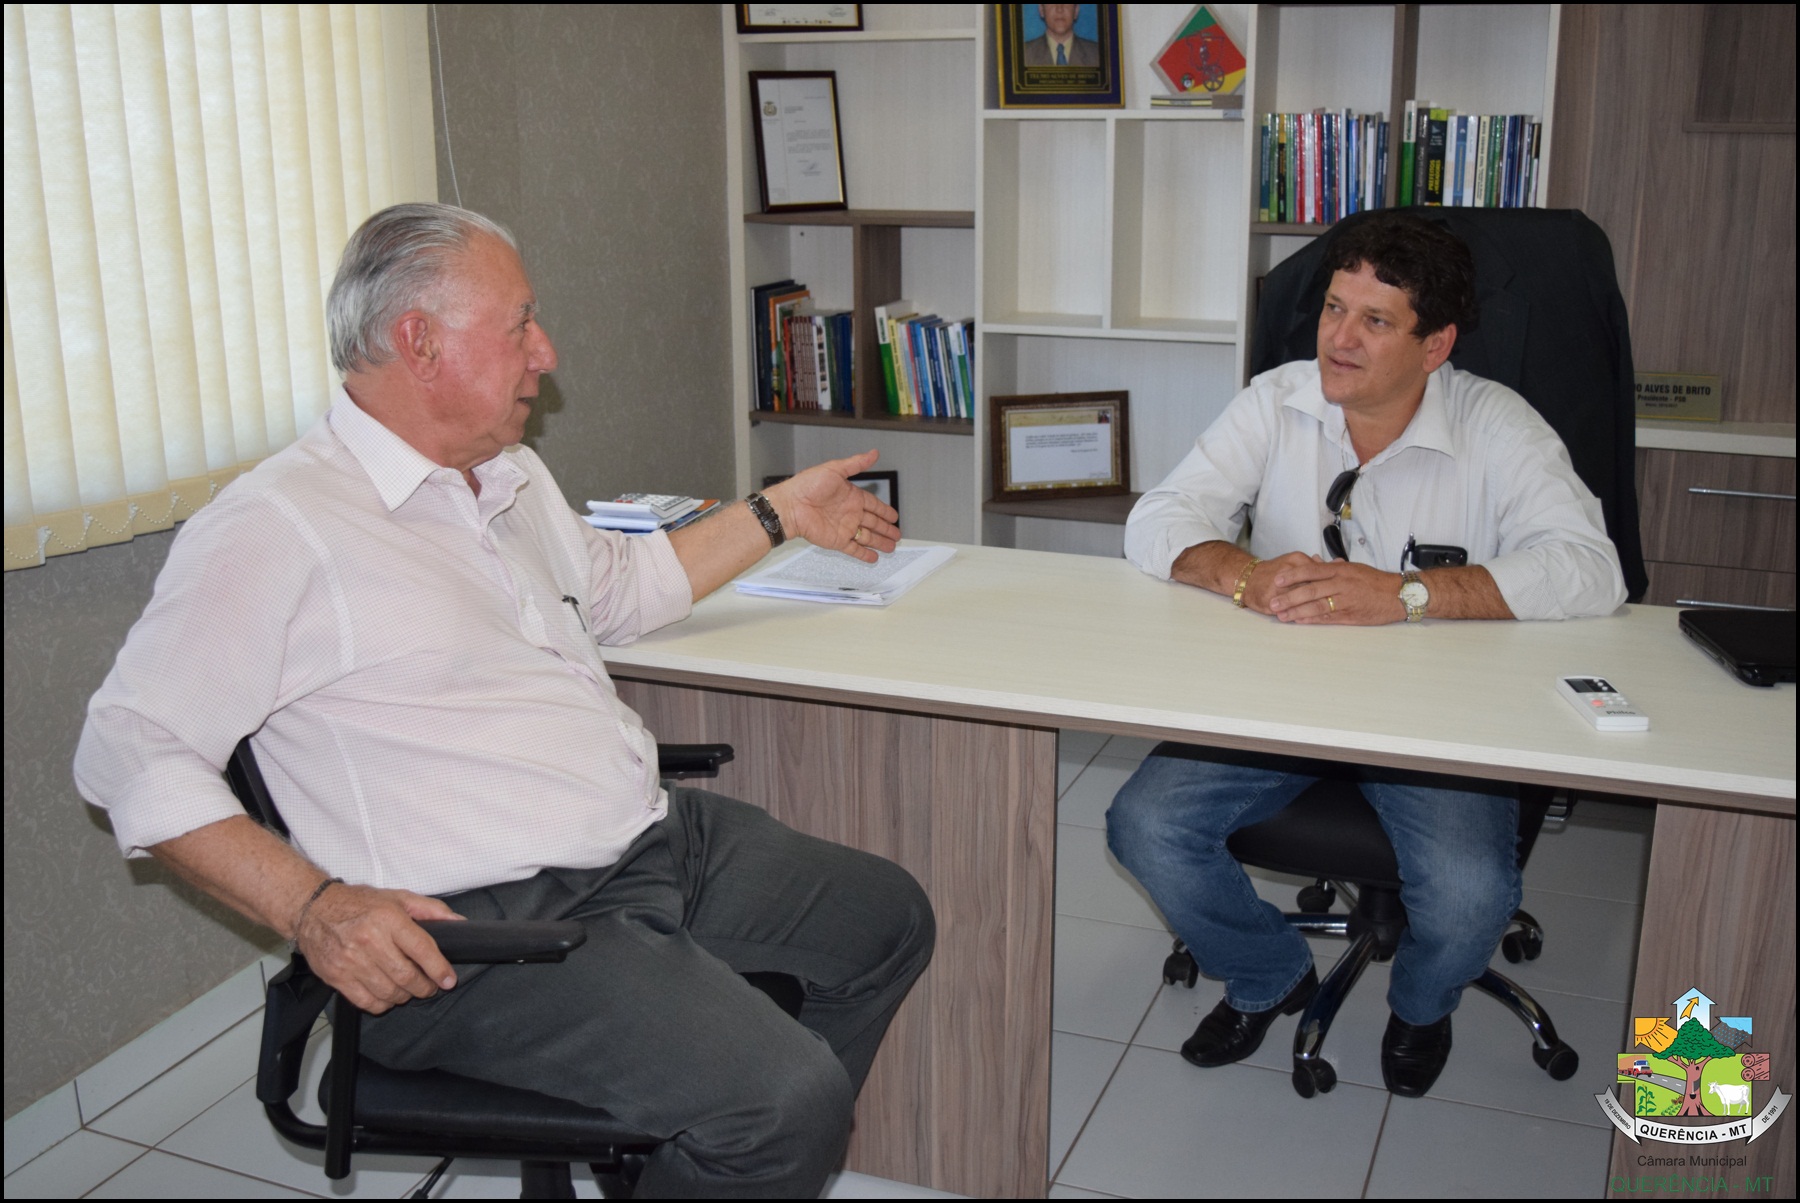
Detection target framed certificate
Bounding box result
[990,392,1130,500]
[736,5,862,34]
[749,71,849,214]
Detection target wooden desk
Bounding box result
[604,543,1795,1198]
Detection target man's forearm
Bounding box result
[1420,564,1514,620]
[1170,541,1255,597]
[151,815,334,939]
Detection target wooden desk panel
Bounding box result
[616,678,1056,1199]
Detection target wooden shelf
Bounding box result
[983,493,1142,525]
[745,209,974,229]
[750,410,973,436]
[1251,222,1331,235]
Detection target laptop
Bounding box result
[1679,609,1797,688]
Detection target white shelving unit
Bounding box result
[719,5,1561,555]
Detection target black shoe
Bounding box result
[1180,968,1319,1068]
[1381,1012,1453,1097]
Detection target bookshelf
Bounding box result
[720,5,1561,552]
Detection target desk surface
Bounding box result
[605,542,1794,811]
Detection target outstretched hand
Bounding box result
[767,449,901,562]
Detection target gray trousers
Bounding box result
[360,788,936,1198]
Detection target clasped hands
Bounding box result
[764,449,901,563]
[1243,551,1403,625]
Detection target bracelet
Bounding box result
[745,491,784,548]
[293,876,343,940]
[1232,558,1263,608]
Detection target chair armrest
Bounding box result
[657,743,735,780]
[418,920,586,964]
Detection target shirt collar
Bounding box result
[327,386,529,511]
[1284,361,1457,464]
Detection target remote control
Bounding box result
[1555,676,1650,731]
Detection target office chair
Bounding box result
[1154,208,1640,1097]
[227,736,803,1199]
[1155,751,1579,1097]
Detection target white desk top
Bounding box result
[604,543,1796,812]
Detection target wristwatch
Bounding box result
[745,491,784,548]
[1399,571,1429,622]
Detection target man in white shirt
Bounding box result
[75,203,932,1196]
[1109,211,1625,1098]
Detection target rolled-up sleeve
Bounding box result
[1124,386,1275,579]
[584,526,694,645]
[1478,413,1627,621]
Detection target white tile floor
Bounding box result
[5,730,1648,1199]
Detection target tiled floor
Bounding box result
[5,730,1648,1198]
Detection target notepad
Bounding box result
[735,545,955,606]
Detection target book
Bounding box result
[749,279,795,410]
[1423,107,1448,205]
[767,285,810,410]
[735,544,956,607]
[1398,100,1416,207]
[872,300,912,414]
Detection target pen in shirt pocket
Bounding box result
[561,594,588,633]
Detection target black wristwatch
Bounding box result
[745,491,784,548]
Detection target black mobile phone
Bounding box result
[1409,543,1468,570]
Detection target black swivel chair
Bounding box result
[1157,207,1642,1097]
[227,736,802,1199]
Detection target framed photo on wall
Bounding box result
[749,71,848,213]
[993,4,1124,109]
[990,392,1130,500]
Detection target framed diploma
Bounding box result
[737,5,862,33]
[749,72,849,214]
[990,392,1130,500]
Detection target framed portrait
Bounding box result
[749,72,849,214]
[736,5,862,34]
[990,392,1130,500]
[993,4,1124,109]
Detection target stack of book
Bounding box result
[872,300,975,420]
[1397,102,1542,210]
[1257,111,1390,225]
[748,279,853,413]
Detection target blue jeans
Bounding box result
[1105,746,1520,1025]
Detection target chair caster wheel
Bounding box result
[1162,947,1199,988]
[1292,1059,1336,1098]
[1534,1042,1579,1080]
[1501,930,1543,963]
[1297,883,1336,913]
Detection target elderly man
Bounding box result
[1108,211,1624,1098]
[75,203,933,1197]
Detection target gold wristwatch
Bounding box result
[1399,571,1429,622]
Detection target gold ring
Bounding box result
[853,527,864,544]
[1327,595,1336,613]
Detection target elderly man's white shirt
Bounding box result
[1123,359,1626,620]
[75,389,695,896]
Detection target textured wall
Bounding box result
[431,4,735,504]
[3,532,278,1118]
[3,5,731,1118]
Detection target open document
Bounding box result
[735,544,955,606]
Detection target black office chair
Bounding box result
[227,736,802,1199]
[1154,208,1641,1097]
[1155,750,1579,1097]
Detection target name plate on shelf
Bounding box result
[1635,372,1722,422]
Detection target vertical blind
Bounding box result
[3,3,434,570]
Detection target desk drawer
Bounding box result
[1635,449,1796,573]
[1643,561,1796,610]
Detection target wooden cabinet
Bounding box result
[1636,447,1797,609]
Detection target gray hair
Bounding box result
[326,202,519,374]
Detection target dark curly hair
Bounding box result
[1320,211,1478,339]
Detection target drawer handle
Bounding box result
[1685,486,1796,502]
[1675,598,1795,612]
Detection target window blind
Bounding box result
[3,3,434,569]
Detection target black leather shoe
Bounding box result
[1180,968,1319,1068]
[1382,1012,1453,1097]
